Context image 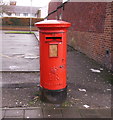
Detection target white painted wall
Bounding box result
[2,13,37,18]
[40,5,48,18]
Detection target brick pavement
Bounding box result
[1,107,111,119]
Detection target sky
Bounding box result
[3,0,51,7]
[2,0,112,7]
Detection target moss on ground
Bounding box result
[5,31,34,34]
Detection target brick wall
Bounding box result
[103,2,112,69]
[48,2,113,70]
[111,2,113,71]
[48,0,62,20]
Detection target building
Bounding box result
[1,1,41,18]
[3,6,41,18]
[48,0,113,71]
[1,1,48,18]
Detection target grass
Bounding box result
[5,31,34,34]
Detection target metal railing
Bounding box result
[44,0,70,20]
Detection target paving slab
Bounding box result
[96,109,111,118]
[62,108,81,118]
[25,108,43,118]
[4,109,24,118]
[78,109,101,118]
[2,86,40,108]
[2,72,40,86]
[43,108,62,118]
[1,109,5,118]
[1,31,40,71]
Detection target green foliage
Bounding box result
[2,17,44,26]
[10,18,21,26]
[5,31,34,34]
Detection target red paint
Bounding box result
[35,20,71,90]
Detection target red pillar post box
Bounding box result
[35,20,71,103]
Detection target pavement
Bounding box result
[2,31,40,72]
[0,30,113,119]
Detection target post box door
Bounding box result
[40,32,67,90]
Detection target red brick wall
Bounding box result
[48,2,113,70]
[102,3,112,69]
[111,2,113,71]
[48,1,62,20]
[63,2,106,33]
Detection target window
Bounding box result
[7,12,12,16]
[16,13,20,16]
[31,13,35,17]
[0,13,2,17]
[37,10,41,18]
[23,13,28,16]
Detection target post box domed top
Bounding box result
[35,20,71,28]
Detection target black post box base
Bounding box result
[40,87,67,104]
